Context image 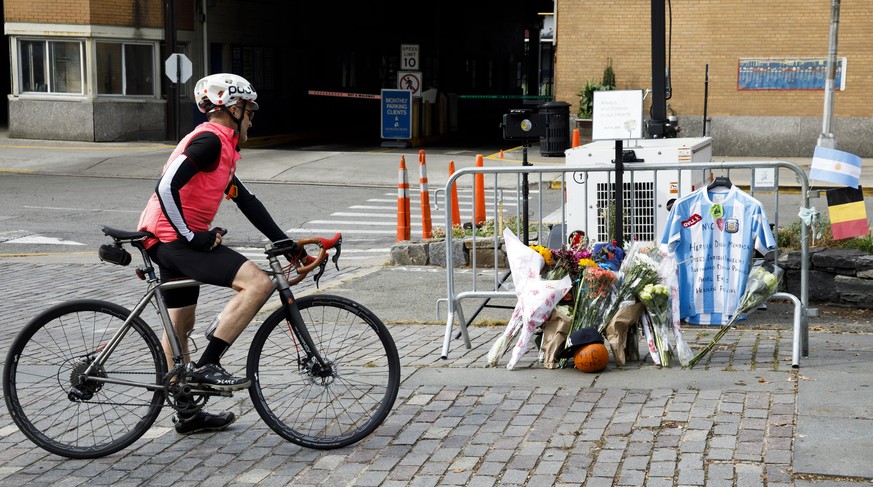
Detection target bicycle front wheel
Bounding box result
[248,294,400,449]
[3,300,166,459]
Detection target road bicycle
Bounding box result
[3,226,401,459]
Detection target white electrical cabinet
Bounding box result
[564,137,713,244]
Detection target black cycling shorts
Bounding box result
[147,240,248,308]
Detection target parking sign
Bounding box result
[381,89,412,140]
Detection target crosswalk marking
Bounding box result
[285,228,396,235]
[0,231,85,246]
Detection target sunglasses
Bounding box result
[243,109,255,121]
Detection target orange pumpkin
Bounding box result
[574,343,609,373]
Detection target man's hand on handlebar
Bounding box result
[283,240,315,267]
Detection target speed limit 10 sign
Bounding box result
[401,44,419,70]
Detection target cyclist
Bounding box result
[137,73,298,434]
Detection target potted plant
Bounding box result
[575,59,616,139]
[577,58,616,119]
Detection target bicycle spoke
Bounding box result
[4,300,165,458]
[248,295,399,449]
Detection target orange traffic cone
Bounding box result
[397,156,411,242]
[448,160,461,227]
[499,149,505,159]
[572,128,581,148]
[418,150,433,239]
[474,154,486,226]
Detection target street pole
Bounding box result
[165,0,178,141]
[648,0,667,138]
[817,0,840,149]
[614,140,624,247]
[522,140,531,245]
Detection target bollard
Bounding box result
[397,155,411,241]
[572,128,581,148]
[418,150,433,239]
[448,160,462,227]
[474,154,486,226]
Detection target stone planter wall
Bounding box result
[779,248,873,308]
[390,237,507,268]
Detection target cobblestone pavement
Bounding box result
[0,262,871,486]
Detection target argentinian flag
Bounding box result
[810,146,862,188]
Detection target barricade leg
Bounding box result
[772,292,804,368]
[441,299,470,359]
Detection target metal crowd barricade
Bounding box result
[439,160,812,368]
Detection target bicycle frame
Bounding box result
[82,239,328,390]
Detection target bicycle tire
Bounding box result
[3,299,166,459]
[248,294,400,449]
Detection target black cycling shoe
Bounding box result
[173,410,236,435]
[186,362,251,391]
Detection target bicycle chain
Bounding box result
[65,369,210,411]
[163,365,210,415]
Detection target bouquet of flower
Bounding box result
[687,262,784,368]
[530,244,594,283]
[661,250,695,366]
[570,265,617,333]
[487,229,573,370]
[638,283,673,366]
[600,243,661,333]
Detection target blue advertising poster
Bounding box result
[738,57,846,91]
[381,89,412,140]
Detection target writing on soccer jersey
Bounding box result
[713,240,752,251]
[681,214,702,228]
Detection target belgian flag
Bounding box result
[826,186,868,240]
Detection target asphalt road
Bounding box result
[0,173,402,264]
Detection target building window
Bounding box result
[19,39,84,94]
[97,42,156,96]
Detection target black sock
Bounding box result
[197,336,230,367]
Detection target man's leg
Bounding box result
[213,260,273,343]
[162,305,196,370]
[162,304,236,434]
[189,260,272,389]
[149,243,237,433]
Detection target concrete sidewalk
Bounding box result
[2,130,872,192]
[0,260,871,485]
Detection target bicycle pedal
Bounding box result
[189,386,234,397]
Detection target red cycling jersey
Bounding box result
[138,122,240,248]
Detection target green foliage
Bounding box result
[577,59,616,119]
[431,216,539,240]
[599,199,629,243]
[777,215,873,251]
[601,58,616,88]
[577,80,610,119]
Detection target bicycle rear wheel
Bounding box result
[3,300,166,459]
[248,294,400,449]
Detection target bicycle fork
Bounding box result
[268,259,330,376]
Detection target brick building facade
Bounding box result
[554,1,873,156]
[3,0,868,154]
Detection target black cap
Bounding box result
[557,327,605,359]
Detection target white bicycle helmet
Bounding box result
[194,73,258,113]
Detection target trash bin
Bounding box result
[539,101,571,156]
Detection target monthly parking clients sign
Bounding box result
[381,89,412,140]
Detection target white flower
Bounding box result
[633,253,659,272]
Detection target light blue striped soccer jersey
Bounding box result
[661,186,776,325]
